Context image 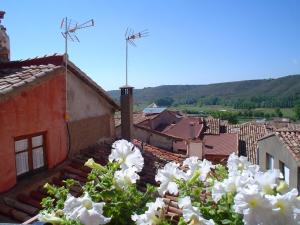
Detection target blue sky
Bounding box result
[1,1,300,90]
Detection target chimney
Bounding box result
[0,11,10,62]
[120,85,134,141]
[189,122,196,139]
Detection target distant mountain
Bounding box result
[108,75,300,107]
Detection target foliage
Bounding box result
[294,104,300,120]
[275,108,283,117]
[155,97,174,107]
[108,75,300,109]
[209,111,239,124]
[39,140,300,225]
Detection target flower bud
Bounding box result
[43,182,50,189]
[84,158,104,170]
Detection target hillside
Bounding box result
[108,75,300,108]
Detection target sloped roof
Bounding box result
[226,122,268,164]
[0,54,119,109]
[162,117,204,140]
[203,133,238,156]
[0,64,61,96]
[114,112,158,127]
[143,107,166,114]
[276,130,300,162]
[204,117,220,135]
[264,130,300,163]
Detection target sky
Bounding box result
[1,0,300,91]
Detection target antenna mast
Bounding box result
[125,28,149,86]
[60,17,94,124]
[60,17,94,75]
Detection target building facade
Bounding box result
[258,131,300,192]
[0,55,119,193]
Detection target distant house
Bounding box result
[258,130,300,192]
[142,103,166,115]
[226,122,269,164]
[116,110,239,163]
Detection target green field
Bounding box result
[133,104,298,123]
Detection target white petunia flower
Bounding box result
[109,139,144,172]
[63,192,111,225]
[254,169,282,195]
[183,157,214,182]
[233,185,272,225]
[178,196,215,225]
[131,198,165,225]
[212,172,254,203]
[211,181,225,203]
[114,167,140,189]
[266,188,300,225]
[155,162,186,196]
[227,153,251,175]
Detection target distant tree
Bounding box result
[294,104,300,120]
[264,113,271,119]
[185,97,197,105]
[197,100,203,107]
[275,108,283,117]
[155,97,174,107]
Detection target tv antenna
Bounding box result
[125,28,149,86]
[60,17,94,74]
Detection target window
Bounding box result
[266,153,274,170]
[279,161,290,185]
[14,133,46,176]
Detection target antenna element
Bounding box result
[124,28,149,86]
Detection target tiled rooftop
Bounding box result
[226,122,268,164]
[0,54,119,109]
[0,64,61,96]
[203,133,238,156]
[204,117,220,135]
[114,112,158,127]
[162,117,204,140]
[275,130,300,162]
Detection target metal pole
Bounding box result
[65,17,68,76]
[65,17,68,122]
[126,40,128,86]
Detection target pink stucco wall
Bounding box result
[0,72,67,192]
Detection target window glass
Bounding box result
[32,135,43,148]
[284,165,290,185]
[32,147,44,169]
[15,152,29,175]
[15,139,28,152]
[266,153,274,170]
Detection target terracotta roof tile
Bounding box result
[162,117,203,140]
[203,133,238,156]
[0,64,61,96]
[204,117,220,135]
[275,130,300,162]
[0,54,119,109]
[226,122,268,164]
[114,112,158,127]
